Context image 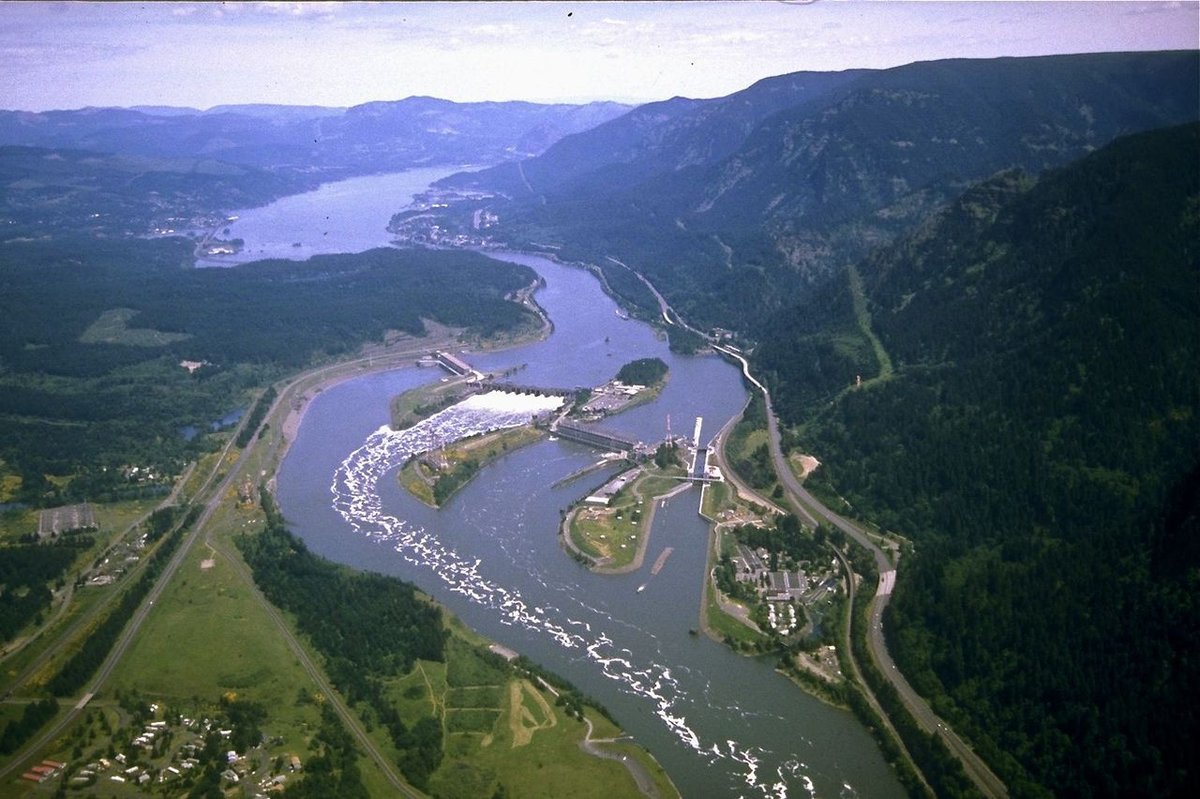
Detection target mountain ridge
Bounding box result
[453,50,1198,333]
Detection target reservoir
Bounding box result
[227,168,904,798]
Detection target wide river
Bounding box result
[217,169,904,799]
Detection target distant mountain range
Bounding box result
[3,50,1198,796]
[0,97,631,178]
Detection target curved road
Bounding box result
[717,343,1008,799]
[0,353,433,797]
[614,258,1009,799]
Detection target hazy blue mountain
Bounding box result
[0,144,310,237]
[312,96,632,172]
[129,105,204,116]
[442,69,869,198]
[203,103,347,119]
[0,98,632,179]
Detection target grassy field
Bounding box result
[0,497,166,694]
[566,464,687,571]
[341,621,669,799]
[78,308,193,347]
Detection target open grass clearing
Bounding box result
[79,307,193,347]
[567,462,686,571]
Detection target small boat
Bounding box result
[637,584,646,593]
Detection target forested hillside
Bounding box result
[442,68,869,199]
[763,125,1199,797]
[0,95,590,511]
[0,145,311,236]
[457,51,1198,333]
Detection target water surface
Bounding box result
[256,170,904,799]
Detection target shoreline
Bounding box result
[562,479,693,576]
[270,274,554,470]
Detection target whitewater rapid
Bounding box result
[330,390,820,798]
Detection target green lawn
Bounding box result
[567,464,687,571]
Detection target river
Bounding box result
[220,168,904,799]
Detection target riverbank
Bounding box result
[274,278,551,469]
[273,240,909,798]
[399,424,546,507]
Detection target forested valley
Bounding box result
[2,44,1198,797]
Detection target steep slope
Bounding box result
[465,51,1198,332]
[441,69,869,198]
[763,124,1199,797]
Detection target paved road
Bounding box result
[578,716,660,799]
[707,396,788,517]
[0,426,244,782]
[1,464,196,674]
[742,354,1008,799]
[0,359,431,796]
[619,260,1009,799]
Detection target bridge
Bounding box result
[554,420,640,453]
[485,382,575,398]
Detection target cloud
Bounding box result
[690,30,770,45]
[467,23,520,37]
[254,2,343,17]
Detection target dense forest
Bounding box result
[0,539,86,643]
[0,227,538,507]
[758,125,1199,796]
[614,357,667,386]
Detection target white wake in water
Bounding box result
[330,390,815,799]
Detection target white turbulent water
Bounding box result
[331,391,817,798]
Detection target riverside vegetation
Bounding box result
[3,50,1198,797]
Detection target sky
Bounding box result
[0,1,1196,111]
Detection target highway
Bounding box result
[619,259,1009,799]
[718,343,1009,799]
[0,416,247,782]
